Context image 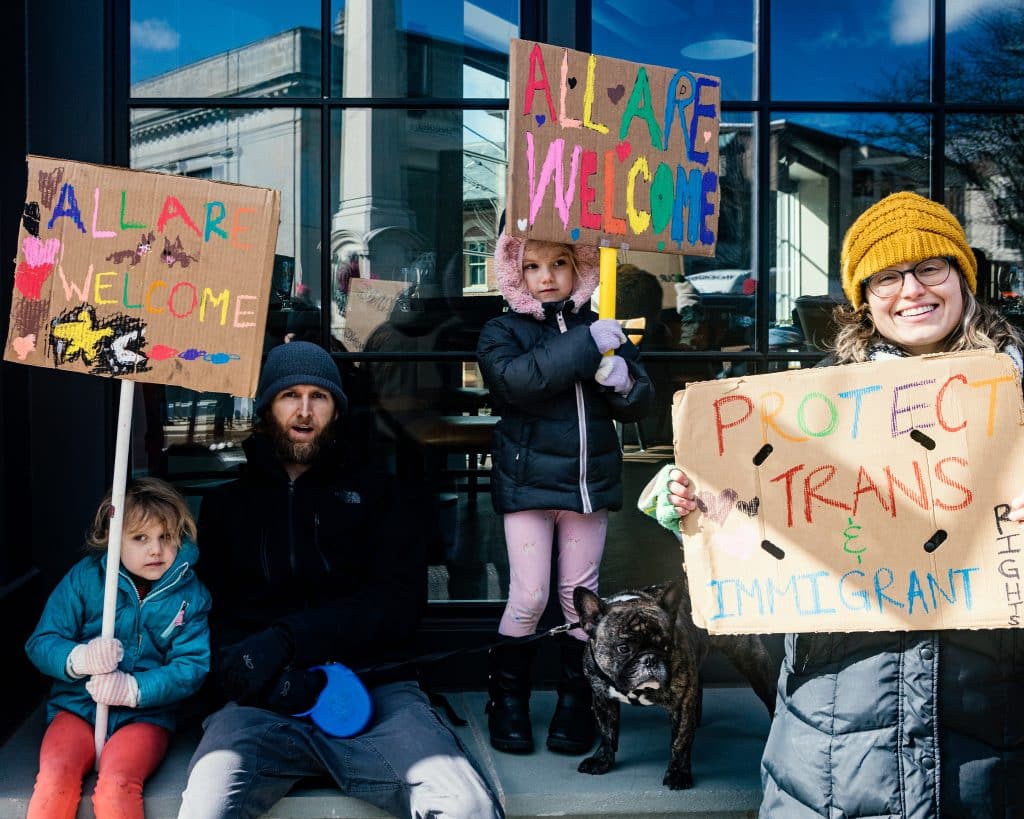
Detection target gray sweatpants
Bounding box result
[178,681,503,819]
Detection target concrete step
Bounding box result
[0,687,768,818]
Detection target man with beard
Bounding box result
[179,342,503,819]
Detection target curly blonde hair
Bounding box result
[87,477,197,550]
[830,272,1021,363]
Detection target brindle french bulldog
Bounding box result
[573,579,776,790]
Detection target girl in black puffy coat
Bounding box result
[477,231,654,757]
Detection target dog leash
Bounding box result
[353,621,584,725]
[354,620,583,679]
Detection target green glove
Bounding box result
[637,464,684,536]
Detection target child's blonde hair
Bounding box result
[87,477,197,550]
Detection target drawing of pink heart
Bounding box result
[22,236,60,266]
[712,523,757,560]
[607,84,625,104]
[703,130,713,144]
[11,334,36,360]
[696,488,738,525]
[737,497,760,517]
[615,141,631,162]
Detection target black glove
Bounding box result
[216,626,293,704]
[265,668,327,715]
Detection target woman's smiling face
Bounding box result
[865,259,964,354]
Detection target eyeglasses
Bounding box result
[863,257,953,298]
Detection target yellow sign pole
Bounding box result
[598,246,617,322]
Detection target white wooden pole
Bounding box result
[94,379,136,762]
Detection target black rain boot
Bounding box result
[486,642,535,753]
[547,635,596,754]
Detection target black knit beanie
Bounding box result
[255,341,348,416]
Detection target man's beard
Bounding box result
[267,416,332,467]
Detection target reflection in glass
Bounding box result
[130,0,322,95]
[946,114,1024,315]
[771,0,930,102]
[329,108,506,354]
[325,99,509,602]
[673,114,757,353]
[947,5,1024,104]
[592,0,756,101]
[770,113,930,349]
[329,0,517,99]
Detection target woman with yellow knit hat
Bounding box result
[669,191,1024,818]
[831,190,1022,369]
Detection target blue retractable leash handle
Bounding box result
[293,664,373,738]
[295,621,583,737]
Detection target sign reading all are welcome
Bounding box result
[507,39,721,256]
[5,156,281,397]
[673,352,1024,634]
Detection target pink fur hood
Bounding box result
[494,232,601,321]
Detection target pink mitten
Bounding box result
[589,319,626,354]
[68,637,124,678]
[86,671,140,708]
[595,355,634,395]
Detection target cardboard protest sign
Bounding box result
[341,278,409,352]
[5,156,281,397]
[507,39,721,256]
[672,351,1024,634]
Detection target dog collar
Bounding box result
[587,641,620,690]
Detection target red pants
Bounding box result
[27,709,170,819]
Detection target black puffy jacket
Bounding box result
[197,434,424,695]
[477,300,654,514]
[760,357,1024,818]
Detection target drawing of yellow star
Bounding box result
[52,309,113,364]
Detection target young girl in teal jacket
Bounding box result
[25,477,211,819]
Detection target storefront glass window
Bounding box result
[771,0,931,102]
[328,0,517,98]
[769,112,930,352]
[591,0,757,101]
[946,114,1024,325]
[130,0,322,96]
[946,5,1024,104]
[117,1,1024,610]
[328,107,506,354]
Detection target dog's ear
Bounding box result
[573,586,606,637]
[657,580,683,616]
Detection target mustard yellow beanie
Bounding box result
[840,191,976,309]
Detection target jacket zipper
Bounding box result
[117,561,190,657]
[313,513,331,572]
[288,481,297,576]
[556,310,592,513]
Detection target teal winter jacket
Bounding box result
[25,540,211,737]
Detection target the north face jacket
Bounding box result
[196,433,424,690]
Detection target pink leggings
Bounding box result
[498,508,608,641]
[27,709,170,819]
